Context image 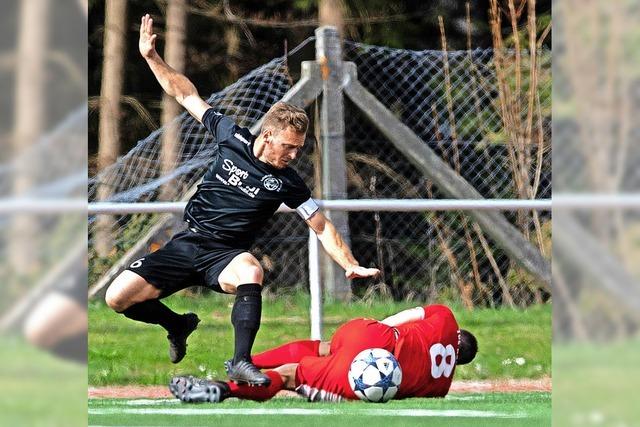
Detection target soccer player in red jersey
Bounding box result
[170,305,477,402]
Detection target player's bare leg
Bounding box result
[218,252,271,386]
[23,293,88,363]
[105,270,161,311]
[105,270,200,363]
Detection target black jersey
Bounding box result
[183,108,314,248]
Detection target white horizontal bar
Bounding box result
[11,195,640,215]
[553,193,640,209]
[0,198,87,214]
[0,198,553,215]
[318,199,551,211]
[89,201,186,214]
[86,199,552,215]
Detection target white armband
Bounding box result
[296,198,319,220]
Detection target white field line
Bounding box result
[122,399,179,405]
[89,407,526,418]
[445,395,486,401]
[100,395,486,406]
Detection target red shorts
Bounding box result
[295,318,396,400]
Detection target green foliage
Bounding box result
[293,0,315,12]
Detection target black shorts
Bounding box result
[126,229,249,295]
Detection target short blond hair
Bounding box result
[261,102,309,135]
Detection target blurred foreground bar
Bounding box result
[554,1,640,425]
[0,1,87,426]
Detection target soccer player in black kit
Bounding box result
[105,14,380,386]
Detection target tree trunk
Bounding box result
[96,0,127,256]
[160,0,187,201]
[224,26,240,83]
[10,0,50,275]
[319,0,345,35]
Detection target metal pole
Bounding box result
[316,26,351,301]
[308,229,323,340]
[85,199,553,215]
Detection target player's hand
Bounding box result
[139,14,158,59]
[345,266,380,279]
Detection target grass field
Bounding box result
[89,294,551,385]
[0,338,87,427]
[89,294,551,426]
[89,392,551,427]
[553,339,640,427]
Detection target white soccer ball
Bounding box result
[348,348,402,403]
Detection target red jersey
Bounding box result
[296,319,396,400]
[393,305,460,398]
[295,306,460,401]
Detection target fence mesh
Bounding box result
[89,38,551,307]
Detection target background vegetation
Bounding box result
[88,0,551,169]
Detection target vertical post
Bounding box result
[308,229,322,340]
[315,26,351,300]
[11,0,50,274]
[160,0,187,201]
[96,0,127,256]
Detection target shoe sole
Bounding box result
[169,376,190,399]
[170,376,226,403]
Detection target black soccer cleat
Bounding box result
[169,375,230,403]
[226,359,271,387]
[169,375,197,399]
[167,313,200,364]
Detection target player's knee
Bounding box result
[240,263,263,284]
[23,316,48,348]
[105,287,125,312]
[105,277,131,312]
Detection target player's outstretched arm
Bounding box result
[306,212,380,280]
[139,14,210,123]
[380,307,425,327]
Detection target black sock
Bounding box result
[231,283,262,364]
[49,333,87,364]
[121,299,185,334]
